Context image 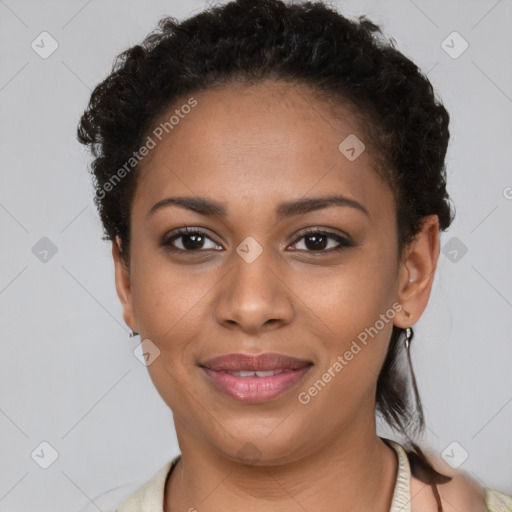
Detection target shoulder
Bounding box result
[408,448,511,512]
[434,468,485,512]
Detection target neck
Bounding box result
[165,417,398,512]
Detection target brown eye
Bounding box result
[289,230,352,252]
[162,228,222,252]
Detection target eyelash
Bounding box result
[161,227,353,254]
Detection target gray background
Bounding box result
[0,0,511,510]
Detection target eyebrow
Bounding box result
[147,194,370,219]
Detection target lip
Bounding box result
[200,352,312,371]
[199,353,313,403]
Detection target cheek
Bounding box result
[296,253,398,388]
[295,252,397,337]
[131,248,212,340]
[129,258,215,405]
[132,261,207,410]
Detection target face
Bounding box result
[113,80,439,464]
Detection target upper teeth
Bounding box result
[227,370,285,377]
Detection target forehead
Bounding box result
[133,81,393,221]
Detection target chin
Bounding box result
[209,418,311,466]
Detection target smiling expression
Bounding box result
[112,79,434,464]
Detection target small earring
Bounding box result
[404,326,413,350]
[129,329,139,338]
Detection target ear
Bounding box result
[394,215,440,328]
[112,236,137,333]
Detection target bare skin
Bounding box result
[112,80,487,511]
[410,449,487,512]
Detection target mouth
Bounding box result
[199,352,313,403]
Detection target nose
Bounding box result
[214,245,294,334]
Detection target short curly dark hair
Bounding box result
[77,0,456,496]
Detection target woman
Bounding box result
[77,0,512,511]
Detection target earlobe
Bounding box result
[394,215,440,328]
